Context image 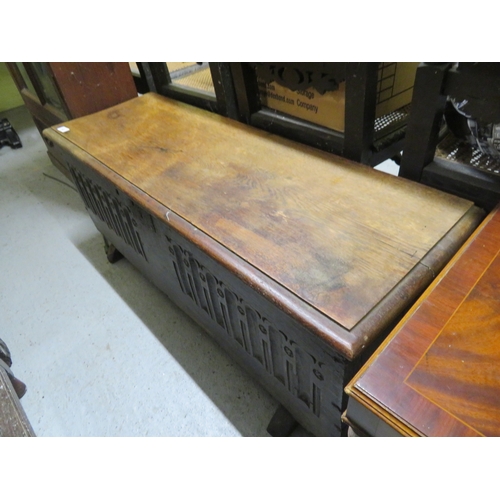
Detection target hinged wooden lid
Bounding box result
[45,93,482,358]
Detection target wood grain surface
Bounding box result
[346,205,500,436]
[47,93,476,332]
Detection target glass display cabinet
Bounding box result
[6,62,138,177]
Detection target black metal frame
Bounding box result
[399,63,500,210]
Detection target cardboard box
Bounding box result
[257,63,419,133]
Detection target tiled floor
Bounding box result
[0,105,281,436]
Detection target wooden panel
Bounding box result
[346,205,500,436]
[48,62,137,118]
[46,93,475,332]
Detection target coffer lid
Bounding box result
[45,93,479,353]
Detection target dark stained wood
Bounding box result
[42,93,484,436]
[345,204,500,436]
[343,62,378,163]
[398,63,451,182]
[421,157,500,212]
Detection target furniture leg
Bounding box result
[104,238,124,264]
[267,405,298,437]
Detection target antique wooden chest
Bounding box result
[43,93,483,436]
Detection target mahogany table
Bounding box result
[43,93,483,436]
[345,204,500,437]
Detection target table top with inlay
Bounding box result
[346,204,500,436]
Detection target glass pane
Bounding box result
[166,62,215,96]
[15,63,37,96]
[31,62,66,114]
[255,64,347,132]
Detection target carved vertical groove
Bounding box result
[167,240,344,421]
[70,167,147,260]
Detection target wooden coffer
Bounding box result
[43,93,484,436]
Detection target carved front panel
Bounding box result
[70,167,148,260]
[166,234,344,429]
[63,154,350,435]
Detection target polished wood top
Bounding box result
[45,93,477,334]
[346,204,500,436]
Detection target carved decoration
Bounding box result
[166,236,344,421]
[69,167,147,260]
[250,62,346,95]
